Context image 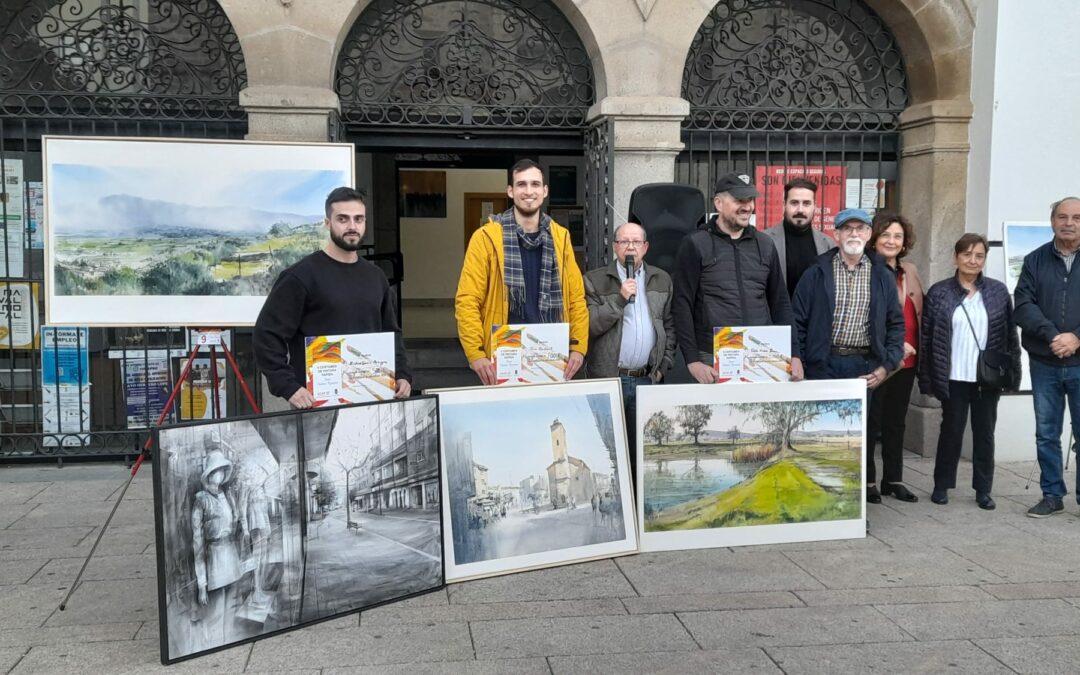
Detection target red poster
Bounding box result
[754,165,847,237]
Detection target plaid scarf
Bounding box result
[496,208,563,323]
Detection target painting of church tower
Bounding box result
[546,418,594,506]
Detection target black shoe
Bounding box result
[931,487,948,505]
[976,492,996,510]
[881,482,919,503]
[866,485,881,504]
[1027,496,1064,518]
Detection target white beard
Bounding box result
[842,239,865,256]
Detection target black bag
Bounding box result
[960,301,1010,391]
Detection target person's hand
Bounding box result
[688,361,717,384]
[288,387,316,409]
[903,342,917,359]
[197,585,208,606]
[470,357,497,386]
[790,356,804,382]
[1050,333,1080,359]
[564,352,584,380]
[394,379,411,398]
[620,279,638,302]
[861,366,888,389]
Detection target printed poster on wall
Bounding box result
[121,355,174,428]
[713,326,792,383]
[305,332,396,405]
[754,165,847,236]
[176,357,227,420]
[492,323,569,385]
[0,282,39,349]
[41,326,91,445]
[26,181,44,249]
[2,160,25,277]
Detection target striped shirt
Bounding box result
[950,290,987,382]
[831,253,872,347]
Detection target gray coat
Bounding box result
[583,260,676,382]
[762,222,838,287]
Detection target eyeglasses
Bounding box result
[836,224,871,234]
[614,240,647,248]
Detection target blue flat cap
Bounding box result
[834,208,872,229]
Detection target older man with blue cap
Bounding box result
[791,207,906,388]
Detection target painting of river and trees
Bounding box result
[44,137,354,326]
[636,381,866,551]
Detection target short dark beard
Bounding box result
[783,216,811,230]
[330,231,363,252]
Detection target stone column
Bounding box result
[241,86,338,142]
[898,99,973,457]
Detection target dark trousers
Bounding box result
[620,375,651,491]
[933,380,1000,493]
[867,367,916,485]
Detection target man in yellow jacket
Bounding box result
[455,159,588,385]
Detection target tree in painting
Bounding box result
[675,405,712,445]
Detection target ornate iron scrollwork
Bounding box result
[0,0,246,120]
[336,0,595,129]
[683,0,908,131]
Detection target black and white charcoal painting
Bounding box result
[154,398,443,663]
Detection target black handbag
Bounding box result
[959,300,1010,391]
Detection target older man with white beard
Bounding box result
[791,208,905,385]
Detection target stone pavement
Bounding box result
[2,456,1080,674]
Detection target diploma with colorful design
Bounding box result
[713,326,792,383]
[492,323,569,385]
[304,332,396,405]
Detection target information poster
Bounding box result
[176,357,227,420]
[1,160,25,276]
[845,178,885,213]
[305,332,396,405]
[25,181,45,249]
[41,326,91,446]
[492,322,569,385]
[713,326,792,383]
[121,355,174,428]
[0,282,39,349]
[754,165,847,235]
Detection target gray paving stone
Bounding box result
[0,541,149,562]
[27,477,131,503]
[95,522,156,549]
[326,659,551,675]
[548,649,782,674]
[0,503,38,529]
[0,559,48,586]
[879,599,1080,640]
[0,585,65,630]
[0,482,50,505]
[362,598,626,625]
[5,499,149,530]
[948,543,1080,583]
[767,639,1013,674]
[44,578,156,627]
[794,585,995,606]
[447,560,636,604]
[615,550,824,595]
[0,647,27,674]
[783,547,1001,588]
[622,591,803,614]
[28,554,157,585]
[678,606,911,648]
[0,526,92,551]
[975,635,1080,674]
[246,622,474,669]
[742,535,888,553]
[470,614,696,659]
[9,638,248,674]
[0,623,141,648]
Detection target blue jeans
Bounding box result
[826,354,874,379]
[621,375,651,487]
[1029,359,1080,499]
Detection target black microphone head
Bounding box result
[625,254,635,269]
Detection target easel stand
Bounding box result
[59,330,262,611]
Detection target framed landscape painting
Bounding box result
[44,136,354,326]
[637,380,866,551]
[434,379,637,582]
[153,397,443,664]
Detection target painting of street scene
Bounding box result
[637,382,865,551]
[44,137,353,325]
[298,398,442,622]
[154,414,305,662]
[438,380,637,581]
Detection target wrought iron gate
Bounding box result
[0,0,251,458]
[584,118,614,268]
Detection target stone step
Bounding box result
[405,338,468,369]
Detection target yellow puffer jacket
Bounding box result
[455,218,589,364]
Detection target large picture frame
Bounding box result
[152,397,443,664]
[44,136,354,326]
[434,379,638,582]
[637,380,866,551]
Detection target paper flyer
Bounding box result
[0,282,39,349]
[713,326,792,383]
[305,332,396,405]
[41,326,91,446]
[492,322,569,385]
[1,160,25,276]
[177,357,228,420]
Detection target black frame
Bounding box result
[151,395,445,665]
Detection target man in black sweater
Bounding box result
[254,187,411,408]
[761,178,837,297]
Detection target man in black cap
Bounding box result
[671,172,797,384]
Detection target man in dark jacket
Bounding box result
[671,172,795,384]
[1015,196,1080,518]
[584,222,676,467]
[791,208,905,385]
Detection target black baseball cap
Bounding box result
[713,172,759,199]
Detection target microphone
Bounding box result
[625,255,636,304]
